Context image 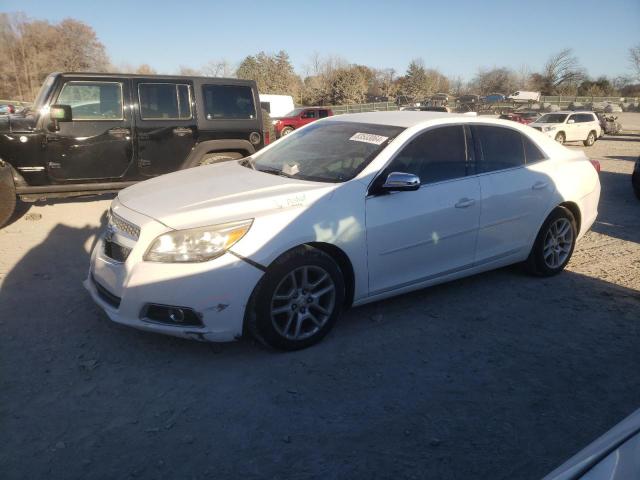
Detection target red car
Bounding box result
[274,107,333,137]
[499,111,539,125]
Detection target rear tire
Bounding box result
[246,246,345,351]
[281,127,294,136]
[198,151,244,166]
[583,131,596,146]
[554,132,566,145]
[526,207,577,277]
[0,165,17,228]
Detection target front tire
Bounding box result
[281,126,294,136]
[198,151,244,166]
[0,165,17,228]
[583,131,596,146]
[526,207,577,276]
[554,132,566,145]
[247,246,345,351]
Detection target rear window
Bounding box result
[138,83,192,120]
[474,125,525,172]
[202,85,256,120]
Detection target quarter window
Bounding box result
[138,83,192,120]
[318,110,329,118]
[522,135,546,163]
[202,85,256,120]
[57,81,123,120]
[474,126,525,172]
[390,126,469,184]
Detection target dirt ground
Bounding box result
[1,125,639,479]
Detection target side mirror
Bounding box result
[49,104,72,131]
[567,119,575,124]
[382,172,421,192]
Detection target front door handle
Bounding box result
[108,128,130,136]
[455,198,476,208]
[532,181,548,190]
[45,135,60,142]
[173,127,192,136]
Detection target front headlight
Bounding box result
[542,126,557,132]
[144,219,253,263]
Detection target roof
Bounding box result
[543,110,596,115]
[56,72,250,83]
[325,111,474,127]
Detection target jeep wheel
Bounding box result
[555,132,566,145]
[198,151,244,166]
[0,165,17,228]
[281,127,294,136]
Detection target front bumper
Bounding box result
[85,201,264,342]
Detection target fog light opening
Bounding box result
[141,304,203,327]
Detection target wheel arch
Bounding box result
[305,242,355,308]
[182,140,255,168]
[558,201,581,233]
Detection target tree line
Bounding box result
[2,13,639,104]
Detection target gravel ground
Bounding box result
[1,127,639,479]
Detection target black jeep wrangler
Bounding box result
[0,72,266,227]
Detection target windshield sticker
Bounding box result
[282,163,300,176]
[349,132,389,145]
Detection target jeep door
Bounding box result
[44,78,134,181]
[133,80,197,176]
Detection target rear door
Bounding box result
[472,125,554,264]
[44,78,134,181]
[133,79,197,176]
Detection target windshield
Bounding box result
[282,108,303,118]
[536,114,568,123]
[31,74,56,114]
[248,120,405,183]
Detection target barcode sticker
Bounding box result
[349,133,389,145]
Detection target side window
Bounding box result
[138,83,192,120]
[577,113,595,123]
[318,110,329,118]
[202,85,256,120]
[302,110,317,119]
[390,126,468,184]
[474,125,525,172]
[57,81,123,120]
[522,135,546,163]
[567,115,577,123]
[260,101,271,114]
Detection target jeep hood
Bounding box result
[117,161,337,230]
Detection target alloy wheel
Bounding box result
[270,266,336,341]
[543,218,573,269]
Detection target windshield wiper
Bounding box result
[256,166,295,178]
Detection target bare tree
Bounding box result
[136,64,156,75]
[630,44,640,81]
[202,59,235,78]
[472,67,518,95]
[531,48,584,94]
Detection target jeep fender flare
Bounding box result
[183,140,255,169]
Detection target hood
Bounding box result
[118,161,337,230]
[0,113,36,133]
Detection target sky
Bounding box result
[2,0,639,80]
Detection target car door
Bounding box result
[472,125,554,264]
[44,78,134,181]
[133,80,197,176]
[565,114,582,141]
[366,125,481,294]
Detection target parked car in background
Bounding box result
[419,105,451,112]
[259,94,295,119]
[543,407,640,480]
[499,113,528,124]
[458,95,480,105]
[0,104,16,115]
[86,111,600,350]
[508,91,541,102]
[483,93,506,103]
[516,111,540,124]
[273,107,333,137]
[529,111,601,146]
[633,157,640,200]
[0,72,266,228]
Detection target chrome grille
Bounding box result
[108,210,140,240]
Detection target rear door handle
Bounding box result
[455,198,476,208]
[108,128,130,136]
[173,127,192,136]
[532,181,548,190]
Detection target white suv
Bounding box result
[529,111,601,146]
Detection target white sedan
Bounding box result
[86,112,600,350]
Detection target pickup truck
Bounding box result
[273,107,333,137]
[0,72,266,227]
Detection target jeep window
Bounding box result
[139,83,192,120]
[537,114,568,124]
[249,121,404,183]
[57,81,123,120]
[202,85,256,120]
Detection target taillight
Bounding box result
[264,131,270,145]
[589,159,601,173]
